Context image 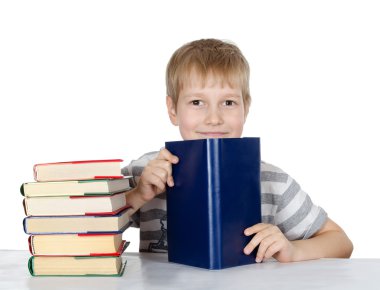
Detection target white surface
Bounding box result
[1,250,380,290]
[1,0,380,257]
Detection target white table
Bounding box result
[1,250,380,290]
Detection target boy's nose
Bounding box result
[205,107,223,125]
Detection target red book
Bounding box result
[33,159,124,182]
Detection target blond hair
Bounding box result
[166,39,251,113]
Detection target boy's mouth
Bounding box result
[198,132,228,138]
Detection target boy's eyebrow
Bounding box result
[223,94,241,99]
[182,93,205,98]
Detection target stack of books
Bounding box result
[21,159,133,276]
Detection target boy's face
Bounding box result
[167,73,247,140]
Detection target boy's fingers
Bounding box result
[152,159,175,187]
[243,225,274,255]
[244,223,270,236]
[158,148,179,164]
[243,233,263,255]
[149,164,169,180]
[156,149,179,186]
[255,235,277,263]
[151,177,166,193]
[167,176,174,187]
[142,173,166,194]
[264,242,282,260]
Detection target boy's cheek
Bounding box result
[177,116,201,140]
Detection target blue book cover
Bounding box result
[165,137,261,269]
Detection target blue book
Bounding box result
[165,137,262,269]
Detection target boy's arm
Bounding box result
[290,218,353,261]
[125,148,179,216]
[244,218,353,263]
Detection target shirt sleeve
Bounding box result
[276,175,327,240]
[261,162,328,240]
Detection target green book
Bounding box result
[28,255,127,277]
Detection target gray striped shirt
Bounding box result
[122,151,327,253]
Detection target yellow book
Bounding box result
[23,192,127,216]
[29,234,128,256]
[28,256,126,276]
[21,178,131,197]
[23,208,132,234]
[33,159,124,182]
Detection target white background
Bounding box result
[0,0,379,257]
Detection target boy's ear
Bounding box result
[166,96,178,126]
[244,107,249,123]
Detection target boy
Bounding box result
[123,39,353,262]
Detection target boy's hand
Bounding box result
[243,223,295,263]
[136,148,179,202]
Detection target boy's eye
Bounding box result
[224,100,235,106]
[191,100,202,106]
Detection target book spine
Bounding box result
[206,139,222,269]
[23,217,28,234]
[22,199,28,216]
[20,184,25,196]
[28,236,34,255]
[28,256,35,276]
